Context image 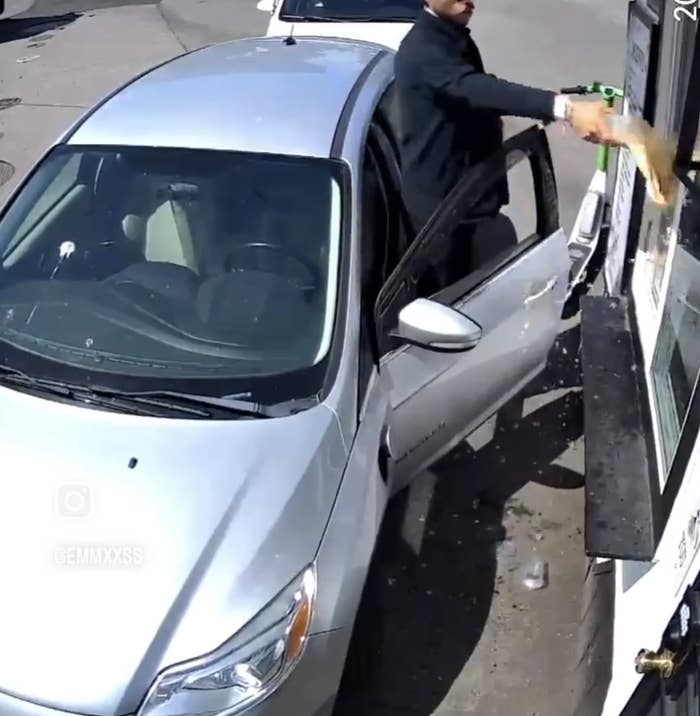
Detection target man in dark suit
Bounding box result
[394,0,616,246]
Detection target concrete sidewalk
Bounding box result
[2,0,35,18]
[0,4,183,202]
[160,0,267,48]
[0,0,267,203]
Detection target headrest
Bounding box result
[155,183,201,202]
[122,214,147,245]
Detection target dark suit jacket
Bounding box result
[394,10,557,231]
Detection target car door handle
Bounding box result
[524,276,558,305]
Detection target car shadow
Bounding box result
[335,323,584,715]
[0,13,79,45]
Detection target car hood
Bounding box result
[267,20,412,50]
[0,385,346,716]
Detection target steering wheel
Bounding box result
[225,242,321,296]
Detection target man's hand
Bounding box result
[566,100,617,144]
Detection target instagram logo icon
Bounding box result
[56,484,92,518]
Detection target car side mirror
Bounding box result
[256,0,275,12]
[393,298,482,352]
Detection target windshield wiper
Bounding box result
[279,13,361,21]
[88,387,320,419]
[0,363,68,396]
[0,364,178,417]
[0,364,320,418]
[281,14,411,21]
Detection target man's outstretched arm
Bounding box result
[427,57,617,142]
[427,56,558,119]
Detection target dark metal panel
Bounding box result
[620,1,662,295]
[581,295,656,560]
[674,21,700,172]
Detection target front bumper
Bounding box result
[0,630,349,716]
[245,629,349,716]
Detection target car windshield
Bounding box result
[280,0,422,21]
[0,145,345,402]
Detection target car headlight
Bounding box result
[137,565,316,716]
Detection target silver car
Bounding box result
[0,35,569,716]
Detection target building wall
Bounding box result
[602,2,700,712]
[603,436,700,715]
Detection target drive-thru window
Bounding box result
[575,1,700,714]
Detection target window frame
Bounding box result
[0,143,354,406]
[355,81,408,418]
[674,21,700,179]
[357,134,393,414]
[642,19,700,548]
[373,125,559,357]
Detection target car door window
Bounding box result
[375,125,559,355]
[499,153,537,246]
[361,143,391,301]
[376,81,401,161]
[358,141,392,412]
[373,126,568,487]
[356,94,411,418]
[368,122,412,270]
[369,81,421,263]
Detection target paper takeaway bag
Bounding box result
[607,114,677,208]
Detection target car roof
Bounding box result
[65,36,386,159]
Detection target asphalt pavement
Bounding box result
[0,1,627,713]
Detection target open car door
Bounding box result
[375,126,570,492]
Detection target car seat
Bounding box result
[122,214,146,246]
[121,193,199,274]
[144,198,198,273]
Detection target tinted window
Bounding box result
[358,144,391,409]
[650,170,700,473]
[0,146,345,400]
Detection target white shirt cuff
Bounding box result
[552,94,571,121]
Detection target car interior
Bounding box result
[0,148,339,367]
